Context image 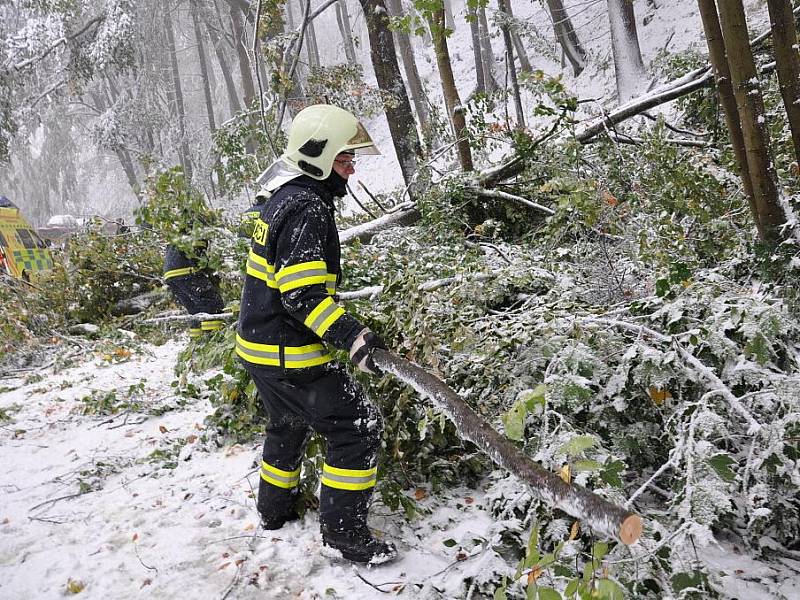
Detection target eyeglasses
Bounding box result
[334,158,357,168]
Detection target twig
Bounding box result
[354,572,395,594]
[134,542,159,574]
[29,491,87,513]
[357,181,390,213]
[346,183,378,219]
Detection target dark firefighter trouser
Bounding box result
[165,272,225,337]
[246,363,383,532]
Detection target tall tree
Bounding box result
[429,7,473,171]
[607,0,647,102]
[478,7,497,92]
[697,0,757,233]
[191,1,217,134]
[497,0,525,127]
[359,0,422,189]
[163,4,193,180]
[205,0,243,118]
[335,0,357,64]
[716,0,784,243]
[468,4,486,93]
[386,0,430,132]
[502,0,532,74]
[544,0,587,76]
[766,0,800,165]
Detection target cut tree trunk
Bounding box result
[430,7,474,171]
[717,0,785,244]
[697,0,759,235]
[385,0,430,132]
[360,0,422,190]
[607,0,647,102]
[373,349,643,545]
[766,0,800,165]
[544,0,587,76]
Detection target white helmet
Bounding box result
[282,104,380,180]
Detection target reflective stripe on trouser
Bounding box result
[246,363,382,530]
[201,319,225,331]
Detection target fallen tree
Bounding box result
[373,349,644,545]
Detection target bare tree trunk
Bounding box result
[359,0,421,189]
[503,0,532,73]
[544,0,587,76]
[336,0,357,64]
[306,4,321,69]
[697,0,758,233]
[205,1,243,118]
[164,5,193,180]
[228,3,257,152]
[766,0,800,165]
[478,7,498,92]
[717,0,784,244]
[497,0,524,127]
[443,0,456,31]
[385,0,429,131]
[607,0,647,102]
[468,5,486,94]
[191,1,217,134]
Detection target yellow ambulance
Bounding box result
[0,196,54,280]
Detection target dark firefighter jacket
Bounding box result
[237,175,365,376]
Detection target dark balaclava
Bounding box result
[321,151,354,199]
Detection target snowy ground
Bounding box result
[2,337,798,599]
[0,338,510,599]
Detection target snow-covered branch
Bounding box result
[339,203,420,245]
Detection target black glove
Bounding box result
[349,328,388,375]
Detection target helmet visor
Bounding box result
[345,122,381,155]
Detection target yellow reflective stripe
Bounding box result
[246,250,278,288]
[283,347,332,368]
[164,266,195,279]
[326,274,337,295]
[260,460,300,489]
[321,463,377,491]
[303,296,345,337]
[201,320,224,331]
[235,335,332,368]
[189,327,202,338]
[276,260,328,293]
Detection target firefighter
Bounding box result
[236,104,395,564]
[163,242,225,338]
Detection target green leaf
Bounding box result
[574,459,603,473]
[565,579,579,597]
[442,538,457,547]
[595,579,624,600]
[600,460,625,488]
[538,587,562,600]
[707,453,737,482]
[592,542,609,561]
[521,384,547,411]
[558,435,596,457]
[502,400,527,441]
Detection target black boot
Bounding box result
[260,508,301,530]
[321,525,398,564]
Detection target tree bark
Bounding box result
[468,5,486,94]
[430,7,473,172]
[385,0,430,131]
[229,2,257,152]
[359,0,422,190]
[191,1,217,134]
[697,0,758,235]
[478,7,498,92]
[544,0,587,76]
[205,1,243,118]
[373,349,643,545]
[503,0,532,74]
[497,0,525,127]
[335,0,357,64]
[163,5,193,180]
[607,0,647,102]
[717,0,785,244]
[766,0,800,166]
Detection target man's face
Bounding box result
[332,153,356,180]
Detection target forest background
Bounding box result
[1,0,800,598]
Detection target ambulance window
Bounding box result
[16,228,37,248]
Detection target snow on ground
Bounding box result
[0,337,504,599]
